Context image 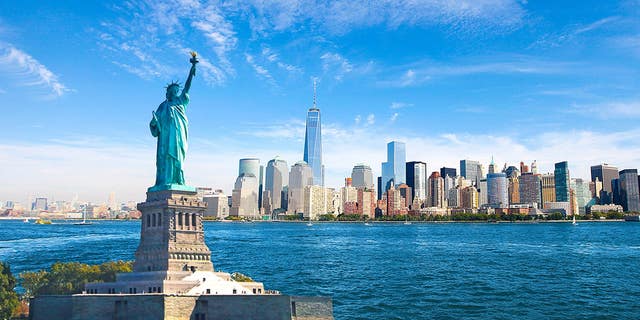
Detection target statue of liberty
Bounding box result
[148,52,198,192]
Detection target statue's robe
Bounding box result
[150,93,189,187]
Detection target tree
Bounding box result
[0,262,19,320]
[20,261,133,296]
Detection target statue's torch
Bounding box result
[190,51,198,76]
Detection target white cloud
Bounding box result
[243,0,525,35]
[354,115,361,125]
[366,114,375,125]
[390,113,399,122]
[569,100,640,118]
[529,16,620,49]
[320,52,353,81]
[0,43,70,98]
[245,53,276,86]
[390,102,413,109]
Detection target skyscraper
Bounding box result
[381,141,406,192]
[239,158,261,208]
[406,161,427,203]
[460,159,482,186]
[265,158,289,213]
[519,172,542,208]
[230,174,259,219]
[554,161,570,202]
[303,82,323,186]
[487,172,508,208]
[590,164,619,204]
[542,173,556,204]
[440,167,457,179]
[618,169,640,212]
[351,164,374,190]
[288,161,313,214]
[427,172,445,208]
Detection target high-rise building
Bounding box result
[460,159,482,186]
[542,173,556,204]
[487,172,508,208]
[381,141,406,192]
[356,188,376,217]
[590,164,619,204]
[264,158,289,213]
[33,198,47,211]
[571,178,595,214]
[397,184,412,209]
[554,161,570,202]
[427,172,445,208]
[508,175,520,205]
[230,174,259,219]
[303,185,335,220]
[303,82,323,186]
[443,174,455,202]
[478,178,488,206]
[239,158,262,208]
[377,176,383,200]
[288,161,313,215]
[519,172,542,208]
[383,183,404,215]
[203,190,229,219]
[406,161,427,203]
[351,164,374,190]
[440,167,457,180]
[460,186,479,209]
[448,188,460,208]
[618,169,640,212]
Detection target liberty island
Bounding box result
[27,55,334,320]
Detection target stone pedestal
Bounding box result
[134,190,213,273]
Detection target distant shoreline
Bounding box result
[0,217,627,224]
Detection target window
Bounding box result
[253,288,256,294]
[192,213,197,226]
[206,289,211,294]
[232,289,237,294]
[152,214,156,227]
[158,213,162,226]
[178,212,183,226]
[147,214,151,227]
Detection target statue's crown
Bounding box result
[165,80,181,89]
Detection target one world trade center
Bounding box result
[304,81,323,186]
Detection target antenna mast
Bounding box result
[313,78,317,108]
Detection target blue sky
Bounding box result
[0,0,639,204]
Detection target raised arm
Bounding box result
[182,52,198,96]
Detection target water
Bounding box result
[1,220,639,319]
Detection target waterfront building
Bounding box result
[587,204,623,214]
[303,185,335,220]
[554,161,570,202]
[508,175,520,205]
[443,174,455,202]
[264,158,289,213]
[239,158,262,208]
[406,161,427,202]
[357,188,376,218]
[487,172,508,208]
[427,172,445,208]
[351,164,374,190]
[341,178,358,213]
[461,186,479,209]
[377,176,383,200]
[448,187,460,208]
[230,174,259,219]
[440,167,457,180]
[618,169,640,212]
[383,183,404,215]
[381,141,406,192]
[397,184,412,209]
[590,164,619,204]
[287,161,313,215]
[478,178,488,206]
[203,190,229,219]
[542,173,556,204]
[591,178,603,201]
[303,83,323,186]
[519,173,543,208]
[544,201,571,216]
[460,159,482,186]
[571,178,595,214]
[32,197,47,211]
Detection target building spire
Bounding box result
[312,78,317,109]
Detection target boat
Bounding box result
[364,222,371,226]
[74,209,92,225]
[35,218,52,225]
[23,218,30,223]
[404,215,411,225]
[306,222,313,226]
[572,214,577,225]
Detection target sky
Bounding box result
[0,0,639,204]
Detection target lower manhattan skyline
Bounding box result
[1,1,639,203]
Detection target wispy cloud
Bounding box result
[243,0,526,36]
[245,53,277,87]
[0,43,70,98]
[569,100,640,118]
[390,102,413,109]
[261,47,302,73]
[390,112,399,122]
[366,114,375,125]
[320,52,353,81]
[529,16,620,49]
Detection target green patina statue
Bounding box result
[148,52,199,192]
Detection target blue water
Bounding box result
[1,220,639,319]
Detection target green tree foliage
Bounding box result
[0,262,20,320]
[318,214,336,221]
[230,272,254,282]
[20,261,132,297]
